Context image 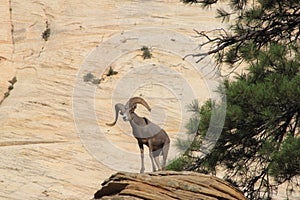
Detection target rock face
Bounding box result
[94,171,247,200]
[0,0,296,199]
[1,1,225,199]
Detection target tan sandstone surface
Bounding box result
[1,1,298,200]
[0,1,225,199]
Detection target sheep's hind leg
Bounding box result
[153,149,162,171]
[149,152,157,172]
[148,140,157,172]
[162,142,170,170]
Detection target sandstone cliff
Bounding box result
[0,1,224,199]
[1,0,297,199]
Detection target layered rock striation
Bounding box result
[94,171,247,200]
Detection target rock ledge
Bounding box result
[94,171,247,200]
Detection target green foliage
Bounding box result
[185,99,201,134]
[9,76,17,85]
[176,100,214,152]
[239,42,259,61]
[180,0,200,4]
[83,67,118,85]
[175,137,194,151]
[179,43,300,199]
[270,135,300,183]
[166,156,193,171]
[83,72,101,85]
[182,0,300,69]
[178,1,300,198]
[216,8,231,22]
[4,92,9,98]
[177,0,300,198]
[42,21,50,41]
[83,72,94,82]
[42,28,50,41]
[0,77,17,105]
[107,66,118,76]
[141,46,152,59]
[197,100,214,137]
[244,7,263,21]
[184,115,199,135]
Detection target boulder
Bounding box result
[94,171,247,200]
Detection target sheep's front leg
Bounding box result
[138,141,145,173]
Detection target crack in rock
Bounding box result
[0,140,67,147]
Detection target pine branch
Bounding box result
[185,15,300,65]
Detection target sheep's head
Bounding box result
[106,97,151,126]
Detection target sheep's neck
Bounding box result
[129,112,162,139]
[129,113,147,127]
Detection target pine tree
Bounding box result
[188,44,300,199]
[169,0,300,199]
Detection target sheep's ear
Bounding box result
[128,104,136,111]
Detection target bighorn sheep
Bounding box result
[106,97,170,173]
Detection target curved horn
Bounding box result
[106,103,125,126]
[126,97,151,111]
